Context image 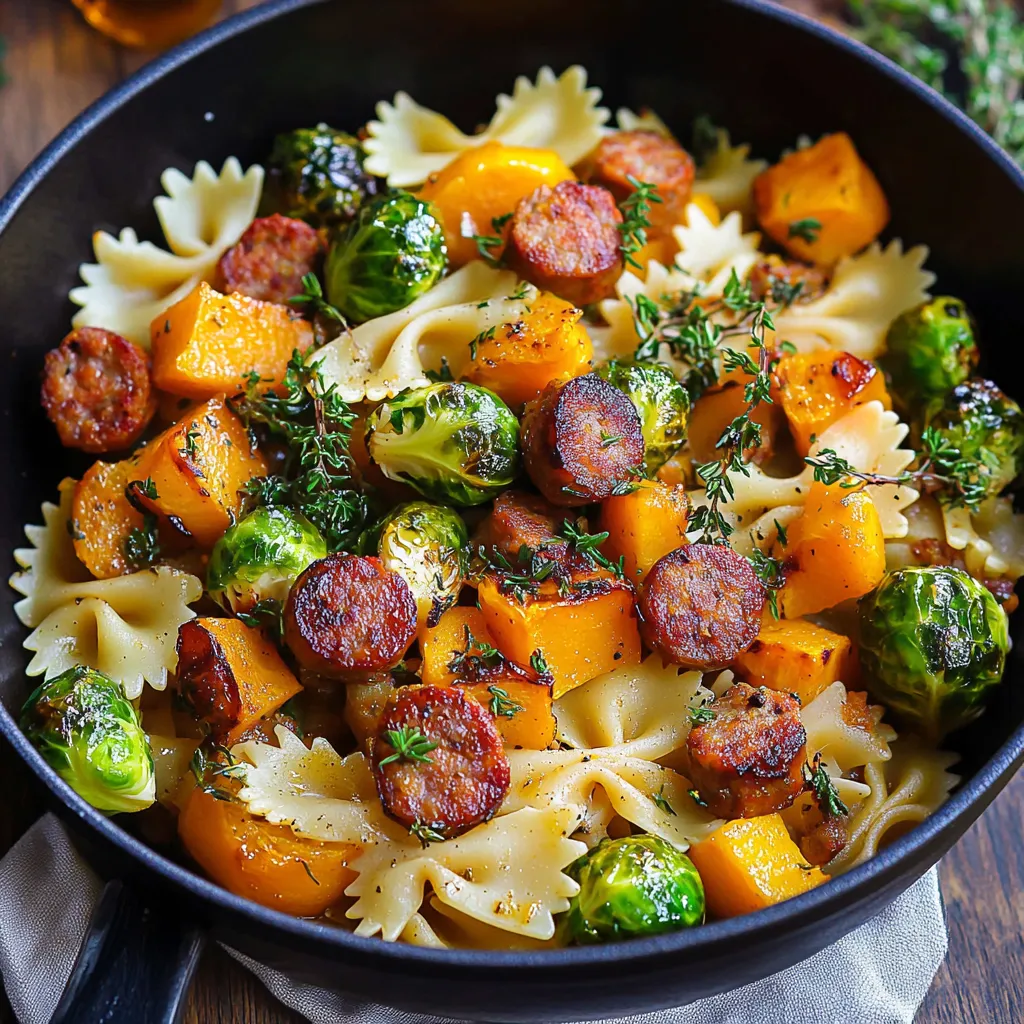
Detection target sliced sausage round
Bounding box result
[41,327,156,453]
[522,373,645,506]
[579,130,696,232]
[284,554,417,676]
[483,490,578,567]
[747,256,828,306]
[685,682,806,818]
[371,685,510,840]
[640,544,764,668]
[175,620,241,737]
[505,181,623,306]
[215,213,324,306]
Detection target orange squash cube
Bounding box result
[597,480,691,583]
[420,606,490,688]
[733,618,857,705]
[777,350,891,455]
[687,814,827,919]
[753,132,890,265]
[71,456,148,578]
[178,787,358,917]
[464,292,593,409]
[135,395,267,547]
[773,482,886,619]
[477,574,641,699]
[419,142,575,266]
[151,281,313,400]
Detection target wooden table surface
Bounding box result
[0,1,1020,1021]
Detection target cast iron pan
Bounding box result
[1,1,1022,1021]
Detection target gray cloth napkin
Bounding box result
[0,813,947,1024]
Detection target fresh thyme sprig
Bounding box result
[652,784,677,816]
[123,478,161,570]
[805,425,991,511]
[410,821,446,847]
[189,742,246,803]
[749,548,786,620]
[618,177,662,271]
[231,350,367,550]
[378,727,439,767]
[557,518,626,578]
[289,272,348,326]
[236,597,286,640]
[470,212,514,267]
[487,685,524,719]
[447,625,504,677]
[803,752,849,819]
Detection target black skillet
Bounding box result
[1,0,1022,1021]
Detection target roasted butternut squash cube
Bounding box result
[135,395,267,547]
[419,142,575,266]
[176,617,302,744]
[477,573,641,699]
[773,482,885,619]
[151,281,313,400]
[420,606,556,749]
[777,350,891,455]
[597,480,690,583]
[733,618,857,704]
[687,382,786,465]
[753,132,890,265]
[464,292,593,409]
[687,814,826,918]
[71,457,147,578]
[178,787,358,917]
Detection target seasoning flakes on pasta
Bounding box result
[364,66,609,187]
[69,157,263,346]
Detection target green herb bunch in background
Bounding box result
[849,0,1024,165]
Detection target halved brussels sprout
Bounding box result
[264,123,379,227]
[21,666,155,814]
[365,501,469,628]
[325,190,447,323]
[596,360,688,475]
[207,506,327,615]
[366,382,520,506]
[928,378,1024,499]
[558,835,705,944]
[859,566,1009,740]
[882,297,979,415]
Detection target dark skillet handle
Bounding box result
[50,880,206,1024]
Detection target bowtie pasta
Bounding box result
[18,66,1024,951]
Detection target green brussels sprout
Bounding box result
[207,507,327,615]
[264,123,379,227]
[21,666,155,814]
[364,501,469,627]
[595,360,688,475]
[324,190,447,323]
[558,835,705,945]
[859,566,1009,740]
[882,297,980,415]
[928,378,1024,499]
[366,382,520,506]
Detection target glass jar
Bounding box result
[70,0,223,49]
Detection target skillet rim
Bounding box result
[1,0,1022,972]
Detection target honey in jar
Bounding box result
[70,0,223,50]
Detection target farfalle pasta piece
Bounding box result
[11,483,201,697]
[615,107,672,136]
[693,129,768,219]
[830,739,958,873]
[802,681,895,773]
[364,66,609,188]
[697,401,918,541]
[69,158,263,346]
[942,498,1024,580]
[771,240,934,359]
[346,805,584,942]
[504,749,721,851]
[554,652,704,760]
[672,205,761,286]
[233,727,387,845]
[310,262,528,402]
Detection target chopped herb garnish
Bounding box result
[410,821,446,847]
[236,597,285,641]
[289,272,348,326]
[487,685,524,719]
[802,752,849,819]
[529,649,549,676]
[468,325,496,361]
[377,727,439,768]
[787,217,822,244]
[687,787,708,809]
[652,784,677,816]
[618,176,662,271]
[688,706,716,726]
[749,548,786,620]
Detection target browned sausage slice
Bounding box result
[640,544,764,668]
[215,213,324,306]
[747,255,828,306]
[175,619,242,736]
[284,554,417,676]
[685,682,806,818]
[371,685,510,840]
[41,327,156,453]
[522,373,644,506]
[579,130,696,232]
[505,181,623,306]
